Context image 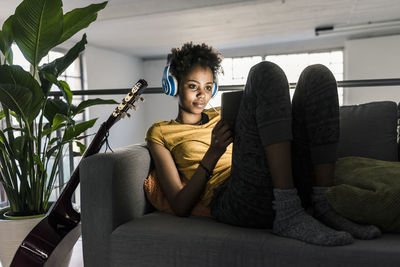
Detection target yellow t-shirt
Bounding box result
[145,107,232,206]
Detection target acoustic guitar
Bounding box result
[10,79,148,267]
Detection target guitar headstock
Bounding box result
[112,79,148,118]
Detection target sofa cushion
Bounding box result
[327,156,400,232]
[338,101,398,161]
[110,212,400,267]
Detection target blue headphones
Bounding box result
[162,61,219,97]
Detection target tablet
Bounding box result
[221,90,243,127]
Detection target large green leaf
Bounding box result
[0,16,14,64]
[63,119,97,142]
[0,65,44,123]
[2,16,14,48]
[75,141,87,155]
[12,0,63,67]
[58,80,73,104]
[58,2,107,45]
[51,113,68,131]
[43,98,69,123]
[0,31,5,59]
[41,72,73,105]
[74,98,118,115]
[12,136,26,162]
[39,34,87,95]
[0,82,31,122]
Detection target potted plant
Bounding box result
[0,0,113,265]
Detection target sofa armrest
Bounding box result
[80,143,152,267]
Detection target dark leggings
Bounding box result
[210,61,340,228]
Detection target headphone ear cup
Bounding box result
[169,75,178,96]
[162,63,178,96]
[162,64,171,95]
[211,79,219,97]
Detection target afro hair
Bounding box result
[167,42,223,84]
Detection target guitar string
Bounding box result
[104,130,114,153]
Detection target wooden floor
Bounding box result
[69,237,84,267]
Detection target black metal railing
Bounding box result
[49,78,400,96]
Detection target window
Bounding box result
[219,56,263,85]
[266,50,344,105]
[214,49,344,106]
[0,185,7,208]
[209,56,263,107]
[41,50,85,203]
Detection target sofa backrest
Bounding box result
[337,101,399,162]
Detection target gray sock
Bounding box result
[272,188,354,246]
[312,186,382,240]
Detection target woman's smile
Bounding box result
[193,101,206,108]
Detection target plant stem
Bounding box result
[36,102,47,212]
[45,141,63,206]
[3,107,15,150]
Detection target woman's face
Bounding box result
[178,64,214,115]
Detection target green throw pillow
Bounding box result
[326,156,400,233]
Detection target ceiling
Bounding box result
[1,0,400,58]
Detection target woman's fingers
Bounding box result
[224,137,233,147]
[213,119,224,131]
[213,120,231,135]
[220,129,233,142]
[212,128,232,147]
[210,119,233,154]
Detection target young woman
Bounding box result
[146,42,381,246]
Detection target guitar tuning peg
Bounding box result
[121,112,127,118]
[132,105,138,111]
[126,112,131,118]
[128,104,134,109]
[140,97,145,102]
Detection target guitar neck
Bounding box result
[51,79,148,223]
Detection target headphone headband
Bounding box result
[162,61,219,97]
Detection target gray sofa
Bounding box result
[80,101,400,267]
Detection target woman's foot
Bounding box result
[273,188,354,246]
[312,186,382,240]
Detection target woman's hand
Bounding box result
[208,119,233,160]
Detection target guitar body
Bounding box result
[11,171,82,266]
[11,218,81,267]
[10,80,148,267]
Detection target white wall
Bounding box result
[142,59,179,133]
[143,59,165,87]
[84,45,144,149]
[344,34,400,105]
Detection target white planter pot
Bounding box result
[0,208,77,267]
[0,209,44,267]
